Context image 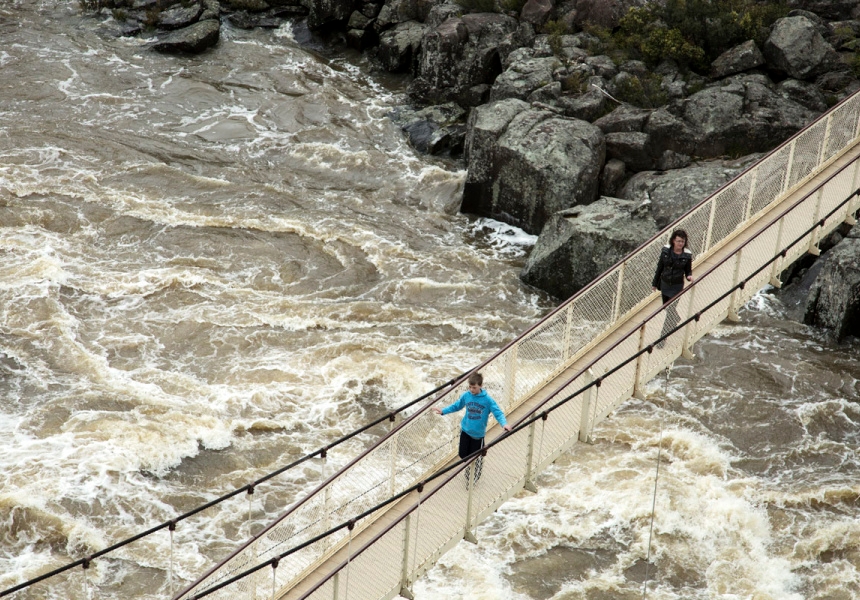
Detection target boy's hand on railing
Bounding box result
[503,425,512,432]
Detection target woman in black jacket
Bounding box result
[652,229,694,346]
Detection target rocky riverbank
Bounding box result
[81,0,860,338]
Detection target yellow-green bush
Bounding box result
[615,0,789,72]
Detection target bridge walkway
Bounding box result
[275,136,860,600]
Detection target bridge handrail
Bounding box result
[176,90,860,600]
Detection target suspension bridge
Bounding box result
[5,90,860,600]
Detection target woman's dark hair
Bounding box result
[669,229,688,249]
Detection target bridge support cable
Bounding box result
[642,365,670,598]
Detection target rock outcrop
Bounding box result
[520,196,658,299]
[803,227,860,339]
[462,105,605,235]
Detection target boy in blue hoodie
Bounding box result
[432,372,512,482]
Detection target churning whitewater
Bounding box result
[1,2,859,599]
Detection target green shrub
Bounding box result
[544,19,568,56]
[613,73,667,108]
[499,0,526,13]
[844,52,860,78]
[615,0,789,72]
[582,21,630,64]
[562,71,587,94]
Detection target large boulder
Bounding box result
[409,13,518,106]
[151,19,220,53]
[681,74,817,157]
[785,0,860,21]
[619,156,760,229]
[489,56,562,102]
[804,227,860,340]
[375,0,441,29]
[376,20,427,72]
[520,196,658,299]
[307,0,354,28]
[764,15,839,80]
[710,40,765,79]
[462,107,605,234]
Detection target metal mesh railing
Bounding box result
[175,91,860,600]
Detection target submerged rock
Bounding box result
[151,18,220,53]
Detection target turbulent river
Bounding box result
[1,2,859,599]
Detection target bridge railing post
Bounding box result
[579,370,596,443]
[464,460,478,544]
[808,188,825,256]
[783,139,797,194]
[504,346,518,408]
[769,217,786,288]
[632,324,648,400]
[611,263,625,323]
[681,286,697,360]
[398,513,414,600]
[523,421,538,493]
[727,250,744,322]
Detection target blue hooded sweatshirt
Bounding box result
[441,388,507,439]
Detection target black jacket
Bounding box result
[652,245,693,289]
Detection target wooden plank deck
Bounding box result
[277,140,860,600]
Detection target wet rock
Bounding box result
[520,196,658,299]
[710,40,765,78]
[388,102,467,155]
[158,2,203,29]
[228,6,306,27]
[409,13,518,107]
[764,15,840,80]
[619,157,759,229]
[376,20,426,72]
[307,0,354,29]
[463,98,530,183]
[151,18,220,53]
[200,0,221,20]
[375,0,439,29]
[804,227,860,340]
[462,108,605,234]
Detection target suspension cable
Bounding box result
[643,364,670,597]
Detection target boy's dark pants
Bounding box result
[459,430,484,484]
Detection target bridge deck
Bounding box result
[278,141,860,600]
